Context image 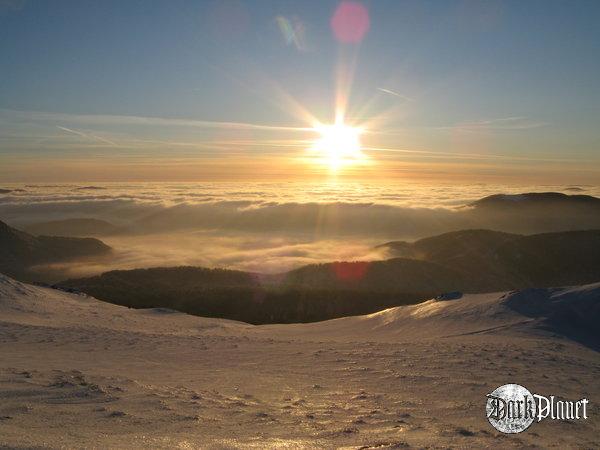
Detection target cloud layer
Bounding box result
[2,182,599,279]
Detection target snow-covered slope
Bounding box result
[0,273,249,335]
[277,283,600,346]
[3,272,598,343]
[1,273,599,448]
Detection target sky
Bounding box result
[0,0,599,183]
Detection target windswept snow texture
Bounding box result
[0,274,599,448]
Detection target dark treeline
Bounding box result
[59,267,429,324]
[58,229,600,324]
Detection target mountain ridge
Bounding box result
[59,228,600,324]
[0,220,112,282]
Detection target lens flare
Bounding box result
[331,1,370,44]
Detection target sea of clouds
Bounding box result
[1,182,598,278]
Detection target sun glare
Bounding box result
[311,123,365,169]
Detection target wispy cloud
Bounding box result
[362,145,589,164]
[448,116,547,131]
[1,109,312,133]
[0,108,316,155]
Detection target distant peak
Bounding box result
[470,192,600,207]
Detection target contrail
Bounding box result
[377,88,413,102]
[57,126,118,146]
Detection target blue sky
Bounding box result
[1,0,599,182]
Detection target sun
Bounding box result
[311,123,365,169]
